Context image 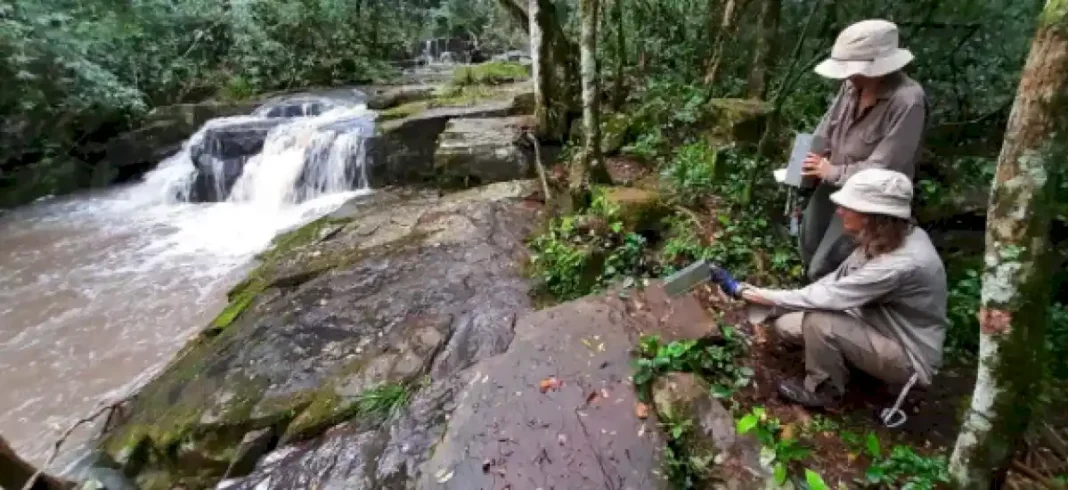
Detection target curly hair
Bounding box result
[856,214,912,258]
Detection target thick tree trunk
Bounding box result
[948,3,1068,488]
[0,436,72,490]
[611,0,625,110]
[530,0,554,140]
[529,0,571,142]
[747,0,780,99]
[572,0,605,203]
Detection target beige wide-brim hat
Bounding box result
[830,168,913,219]
[815,19,914,79]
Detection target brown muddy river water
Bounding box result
[0,100,373,467]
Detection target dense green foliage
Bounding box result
[528,190,652,300]
[0,0,525,205]
[735,406,813,485]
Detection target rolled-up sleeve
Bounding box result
[827,97,925,186]
[753,263,902,311]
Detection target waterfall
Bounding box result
[130,98,373,209]
[227,106,372,208]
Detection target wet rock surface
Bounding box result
[100,181,543,489]
[417,294,669,490]
[434,116,535,184]
[97,173,728,489]
[226,292,679,490]
[106,101,261,170]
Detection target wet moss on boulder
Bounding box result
[97,182,542,490]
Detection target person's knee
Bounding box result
[801,311,838,340]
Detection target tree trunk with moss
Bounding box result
[0,435,73,490]
[747,0,780,99]
[572,0,607,204]
[611,0,625,110]
[948,3,1068,488]
[530,0,570,142]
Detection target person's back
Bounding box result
[844,227,946,384]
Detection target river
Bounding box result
[0,98,374,466]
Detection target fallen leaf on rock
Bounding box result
[635,402,650,419]
[585,391,601,404]
[539,377,561,393]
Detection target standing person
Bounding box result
[800,19,927,281]
[712,169,947,407]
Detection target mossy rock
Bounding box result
[0,157,94,208]
[652,372,770,488]
[452,61,531,86]
[569,112,633,155]
[701,98,772,147]
[99,183,541,489]
[599,186,670,233]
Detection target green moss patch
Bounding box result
[452,61,530,86]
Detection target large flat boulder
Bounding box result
[415,294,669,490]
[224,290,679,490]
[99,181,543,490]
[434,116,535,185]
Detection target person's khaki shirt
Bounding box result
[812,72,927,186]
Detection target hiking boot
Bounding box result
[777,377,842,408]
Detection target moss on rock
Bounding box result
[701,98,772,147]
[598,186,669,233]
[452,61,531,86]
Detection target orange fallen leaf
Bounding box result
[586,391,601,404]
[539,377,561,393]
[635,402,650,419]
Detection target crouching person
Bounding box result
[712,169,947,407]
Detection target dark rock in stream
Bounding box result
[187,118,287,202]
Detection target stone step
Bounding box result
[433,116,536,185]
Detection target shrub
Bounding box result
[661,142,718,207]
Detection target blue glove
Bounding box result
[710,266,743,298]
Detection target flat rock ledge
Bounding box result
[98,182,725,490]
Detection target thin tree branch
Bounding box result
[769,0,823,104]
[497,0,531,34]
[21,400,126,490]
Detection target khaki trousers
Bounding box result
[799,184,857,282]
[773,311,913,394]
